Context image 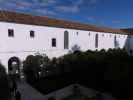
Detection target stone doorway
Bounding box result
[8,57,20,78]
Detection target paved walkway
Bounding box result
[15,80,45,100]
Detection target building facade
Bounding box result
[0,11,132,73]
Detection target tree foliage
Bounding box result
[0,64,11,100]
[23,54,51,83]
[23,49,130,100]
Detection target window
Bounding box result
[8,29,14,37]
[95,34,98,48]
[130,49,133,55]
[114,35,119,48]
[52,38,56,47]
[88,32,91,36]
[30,30,35,38]
[64,31,69,49]
[76,32,79,35]
[114,35,117,48]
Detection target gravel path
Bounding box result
[17,80,45,100]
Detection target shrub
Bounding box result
[23,54,51,83]
[24,49,129,100]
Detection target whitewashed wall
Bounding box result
[0,22,129,71]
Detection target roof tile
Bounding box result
[0,10,129,34]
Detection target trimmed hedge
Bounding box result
[24,49,130,100]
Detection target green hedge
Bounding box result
[23,48,130,100]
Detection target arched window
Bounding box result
[130,49,133,55]
[64,31,69,49]
[114,35,120,48]
[95,34,98,48]
[114,35,117,48]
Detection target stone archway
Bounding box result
[8,57,20,76]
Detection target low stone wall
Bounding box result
[78,84,117,100]
[42,84,117,100]
[43,84,74,100]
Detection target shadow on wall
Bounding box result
[69,44,81,53]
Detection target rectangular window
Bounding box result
[30,30,35,38]
[52,38,56,47]
[8,29,14,37]
[95,34,98,48]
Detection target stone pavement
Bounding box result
[16,80,45,100]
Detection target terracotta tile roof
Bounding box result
[120,28,133,35]
[0,10,128,34]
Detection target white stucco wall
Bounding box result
[0,21,129,72]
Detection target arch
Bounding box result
[64,30,69,49]
[95,34,98,48]
[114,35,117,48]
[8,57,20,75]
[130,49,133,55]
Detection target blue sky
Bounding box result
[0,0,132,28]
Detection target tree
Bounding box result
[23,55,40,83]
[0,64,11,100]
[23,54,51,83]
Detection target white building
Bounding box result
[0,10,132,73]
